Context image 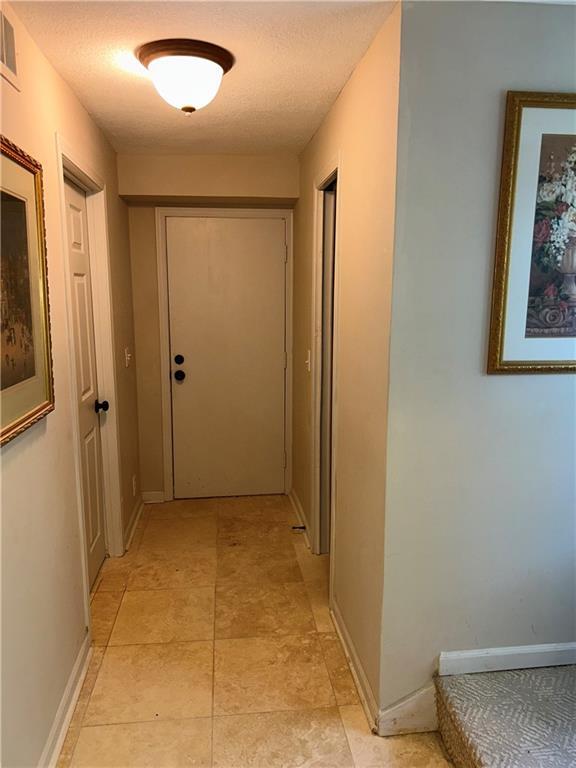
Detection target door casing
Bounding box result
[311,157,342,584]
[56,134,125,630]
[318,178,337,554]
[156,207,293,501]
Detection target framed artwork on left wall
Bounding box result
[488,91,576,373]
[1,135,54,445]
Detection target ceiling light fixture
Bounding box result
[136,38,235,113]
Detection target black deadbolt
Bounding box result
[95,399,110,413]
[174,370,186,381]
[174,354,184,365]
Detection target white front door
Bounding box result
[64,180,107,587]
[166,215,287,499]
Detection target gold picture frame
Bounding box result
[488,91,576,374]
[1,135,54,444]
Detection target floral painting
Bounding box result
[488,91,576,374]
[526,134,576,337]
[1,136,54,445]
[1,191,36,388]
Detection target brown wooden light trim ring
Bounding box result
[1,135,55,446]
[136,39,235,73]
[487,90,576,375]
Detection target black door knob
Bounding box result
[95,399,110,413]
[174,354,184,365]
[174,370,186,381]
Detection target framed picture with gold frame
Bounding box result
[488,91,576,374]
[1,136,54,444]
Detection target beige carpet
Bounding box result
[435,665,576,768]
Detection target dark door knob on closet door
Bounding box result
[174,370,186,381]
[94,399,110,413]
[174,354,184,365]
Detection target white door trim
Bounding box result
[155,209,173,502]
[311,157,342,560]
[438,642,576,677]
[156,207,293,501]
[55,133,124,579]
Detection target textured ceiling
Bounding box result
[14,1,394,154]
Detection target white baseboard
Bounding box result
[330,600,379,730]
[331,600,437,737]
[438,642,576,677]
[288,489,311,549]
[142,491,166,503]
[124,499,143,551]
[38,635,91,767]
[377,684,437,736]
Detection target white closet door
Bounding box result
[65,180,107,586]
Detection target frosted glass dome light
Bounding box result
[148,56,223,111]
[136,39,235,113]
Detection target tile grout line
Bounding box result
[85,631,339,650]
[76,703,349,730]
[60,505,150,765]
[102,588,128,647]
[286,519,346,719]
[99,503,146,642]
[64,704,361,768]
[286,502,361,765]
[338,704,360,768]
[55,648,106,767]
[292,502,356,765]
[71,590,122,758]
[211,500,224,767]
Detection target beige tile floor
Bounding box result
[58,495,451,768]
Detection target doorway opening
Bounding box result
[315,173,338,555]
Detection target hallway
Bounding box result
[57,496,449,767]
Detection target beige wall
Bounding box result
[1,8,139,765]
[292,5,401,707]
[118,153,299,201]
[129,207,164,493]
[381,0,576,711]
